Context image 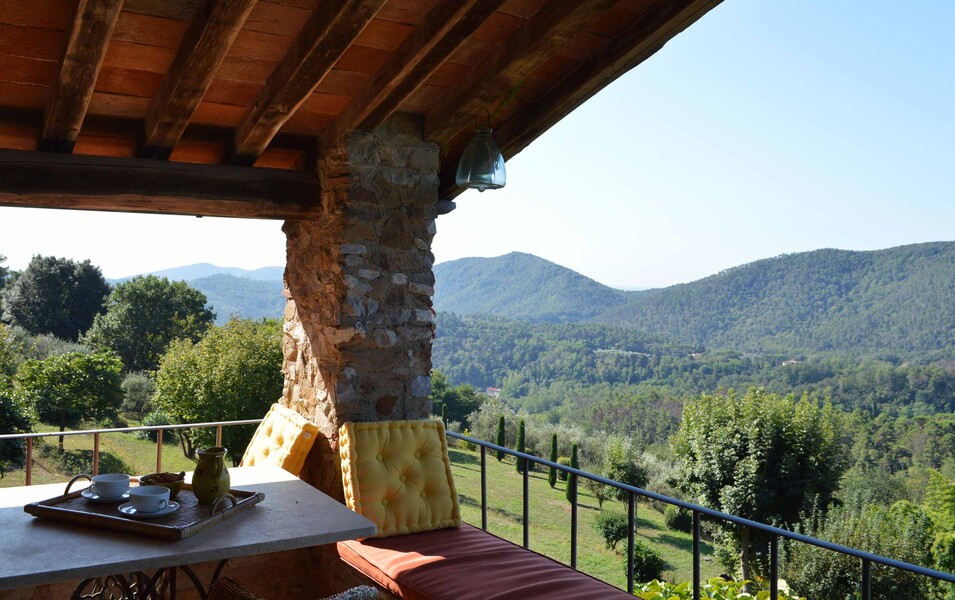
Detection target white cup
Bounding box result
[91,473,129,499]
[129,486,170,513]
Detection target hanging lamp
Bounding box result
[454,114,506,192]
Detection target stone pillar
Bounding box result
[281,114,438,498]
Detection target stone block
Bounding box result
[408,282,434,296]
[411,375,431,398]
[340,244,367,255]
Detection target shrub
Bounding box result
[565,444,579,503]
[635,577,804,599]
[631,539,666,583]
[0,381,33,473]
[121,372,155,419]
[606,458,650,501]
[664,505,693,533]
[138,410,178,444]
[495,415,506,462]
[36,441,130,477]
[584,477,613,509]
[548,433,558,488]
[595,511,629,550]
[557,456,570,481]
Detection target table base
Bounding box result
[71,560,227,600]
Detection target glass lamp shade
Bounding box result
[455,128,506,192]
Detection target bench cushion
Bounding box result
[338,523,633,600]
[240,403,318,476]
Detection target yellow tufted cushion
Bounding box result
[240,403,319,476]
[340,420,461,538]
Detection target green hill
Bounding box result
[597,242,955,355]
[433,252,632,323]
[189,274,284,323]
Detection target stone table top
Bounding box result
[0,465,376,590]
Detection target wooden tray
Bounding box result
[24,475,265,541]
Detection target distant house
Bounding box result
[485,387,502,398]
[781,359,801,366]
[688,353,704,360]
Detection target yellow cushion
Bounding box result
[240,403,319,476]
[340,420,461,538]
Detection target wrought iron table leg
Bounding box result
[70,559,227,600]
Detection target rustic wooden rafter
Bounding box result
[142,0,258,159]
[321,0,507,147]
[40,0,125,153]
[424,0,618,149]
[232,0,386,164]
[439,0,725,198]
[0,149,321,219]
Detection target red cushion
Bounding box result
[337,523,633,600]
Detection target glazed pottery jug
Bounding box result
[193,447,230,504]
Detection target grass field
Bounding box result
[446,443,721,589]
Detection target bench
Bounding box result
[338,524,633,600]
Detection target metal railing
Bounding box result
[446,430,955,600]
[0,419,262,485]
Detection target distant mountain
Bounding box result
[433,252,633,323]
[113,263,283,283]
[190,274,284,323]
[596,242,955,355]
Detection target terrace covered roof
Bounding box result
[0,0,721,218]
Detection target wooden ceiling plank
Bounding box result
[232,0,385,164]
[321,0,507,148]
[40,0,125,153]
[0,148,321,219]
[143,0,258,158]
[441,0,723,198]
[424,0,618,148]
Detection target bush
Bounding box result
[584,477,613,509]
[631,539,666,583]
[595,511,629,551]
[557,456,570,480]
[606,458,650,501]
[36,441,131,477]
[121,372,155,419]
[0,381,33,473]
[635,577,804,599]
[664,505,693,533]
[138,410,178,444]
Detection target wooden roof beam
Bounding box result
[424,0,618,149]
[0,149,321,220]
[142,0,258,159]
[40,0,125,153]
[232,0,385,165]
[320,0,507,147]
[439,0,724,198]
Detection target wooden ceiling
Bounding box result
[0,0,721,214]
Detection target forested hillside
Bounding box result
[190,274,284,323]
[435,243,955,357]
[434,251,633,322]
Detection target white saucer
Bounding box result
[117,501,180,519]
[81,489,130,503]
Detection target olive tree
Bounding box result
[154,319,282,464]
[673,388,847,581]
[0,379,33,476]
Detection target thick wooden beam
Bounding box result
[424,0,617,148]
[439,0,724,198]
[0,149,321,219]
[40,0,125,153]
[143,0,258,158]
[321,0,506,147]
[232,0,385,164]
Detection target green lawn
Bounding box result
[447,444,723,590]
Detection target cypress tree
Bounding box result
[441,403,447,426]
[515,419,526,473]
[548,433,558,488]
[495,415,506,461]
[566,443,579,504]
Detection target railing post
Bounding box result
[522,460,530,549]
[156,429,163,473]
[570,473,578,569]
[25,437,32,486]
[216,425,223,447]
[92,432,100,476]
[480,445,487,531]
[693,510,701,600]
[861,558,871,600]
[770,534,778,599]
[627,490,635,593]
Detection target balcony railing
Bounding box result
[446,430,955,600]
[0,419,261,485]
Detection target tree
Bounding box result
[120,372,156,420]
[549,433,558,488]
[429,371,482,427]
[495,415,506,462]
[17,352,123,450]
[584,477,612,509]
[566,443,579,503]
[441,403,447,426]
[0,254,9,291]
[2,255,110,341]
[674,388,847,581]
[595,511,628,550]
[515,419,526,473]
[0,379,33,476]
[154,319,282,465]
[85,275,215,372]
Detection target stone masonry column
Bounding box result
[281,114,438,499]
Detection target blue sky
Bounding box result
[1,0,953,288]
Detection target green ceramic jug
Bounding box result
[193,446,230,505]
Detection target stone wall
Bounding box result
[281,114,439,498]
